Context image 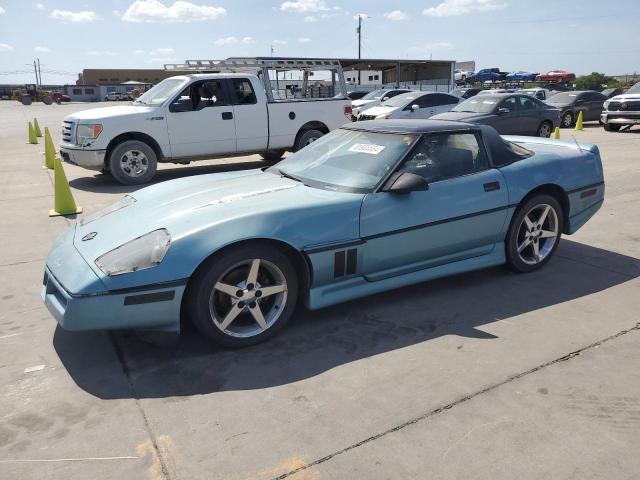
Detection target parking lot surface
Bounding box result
[1,101,639,480]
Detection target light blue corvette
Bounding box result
[43,120,604,347]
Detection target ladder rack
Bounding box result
[164,57,343,72]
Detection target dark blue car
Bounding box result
[506,71,539,82]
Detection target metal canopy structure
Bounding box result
[338,58,455,88]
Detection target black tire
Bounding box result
[42,96,53,105]
[294,129,324,152]
[108,140,157,185]
[505,194,563,273]
[536,121,553,138]
[603,123,621,132]
[560,111,573,128]
[259,149,286,163]
[187,244,299,348]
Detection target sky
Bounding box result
[0,0,639,85]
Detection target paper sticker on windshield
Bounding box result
[348,143,385,155]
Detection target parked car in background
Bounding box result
[469,68,508,83]
[52,93,71,103]
[454,69,474,83]
[104,92,129,101]
[600,87,624,99]
[351,89,412,118]
[43,120,605,347]
[335,90,369,100]
[432,93,560,137]
[601,81,640,131]
[60,71,351,185]
[521,88,553,100]
[543,82,572,93]
[450,87,482,99]
[545,90,607,128]
[357,92,459,120]
[506,71,539,82]
[536,70,576,83]
[477,89,518,96]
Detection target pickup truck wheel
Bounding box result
[561,111,573,128]
[506,194,563,273]
[536,121,552,138]
[604,123,621,132]
[259,149,286,163]
[109,140,157,185]
[188,244,299,348]
[294,129,324,151]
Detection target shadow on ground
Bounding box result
[68,159,268,194]
[53,239,639,399]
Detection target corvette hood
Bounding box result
[65,105,156,122]
[73,169,364,278]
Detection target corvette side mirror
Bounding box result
[384,172,429,194]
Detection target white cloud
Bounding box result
[422,0,507,17]
[384,10,408,21]
[36,4,44,10]
[134,49,145,55]
[0,7,5,14]
[272,39,288,45]
[104,51,117,56]
[154,47,174,54]
[85,50,100,56]
[34,46,51,52]
[0,43,14,52]
[148,56,176,64]
[122,0,226,23]
[214,36,239,45]
[409,42,454,55]
[303,15,316,22]
[50,9,97,23]
[280,0,329,13]
[242,36,254,44]
[298,37,311,43]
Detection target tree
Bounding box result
[574,72,621,91]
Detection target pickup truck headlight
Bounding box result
[603,100,610,110]
[80,195,136,226]
[95,229,171,276]
[76,123,103,144]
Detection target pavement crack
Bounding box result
[272,322,640,480]
[110,333,174,480]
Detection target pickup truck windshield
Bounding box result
[452,97,498,113]
[133,78,187,106]
[273,129,416,193]
[626,82,640,94]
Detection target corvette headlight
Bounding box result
[76,123,103,144]
[95,229,171,276]
[80,195,136,226]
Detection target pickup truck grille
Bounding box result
[358,114,376,121]
[62,120,74,143]
[607,102,640,112]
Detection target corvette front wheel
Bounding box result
[188,244,298,348]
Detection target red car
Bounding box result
[52,93,71,103]
[536,70,576,83]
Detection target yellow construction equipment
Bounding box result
[49,155,82,217]
[43,127,56,170]
[33,118,43,137]
[575,111,584,131]
[28,122,38,144]
[552,126,560,139]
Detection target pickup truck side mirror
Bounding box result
[383,172,429,194]
[411,104,420,112]
[497,107,510,115]
[169,102,192,113]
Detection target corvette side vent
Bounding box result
[334,249,358,278]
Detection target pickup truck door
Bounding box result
[165,79,236,158]
[228,77,269,152]
[360,132,508,281]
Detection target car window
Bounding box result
[499,97,517,112]
[430,93,459,106]
[387,90,409,99]
[397,133,488,183]
[518,95,538,110]
[231,78,257,105]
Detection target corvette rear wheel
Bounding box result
[188,244,298,347]
[506,194,563,273]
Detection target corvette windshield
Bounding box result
[452,97,497,113]
[273,129,417,192]
[133,78,187,106]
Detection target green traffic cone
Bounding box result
[33,118,43,137]
[43,127,56,169]
[28,122,38,144]
[49,155,82,217]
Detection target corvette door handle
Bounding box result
[222,111,233,120]
[483,181,500,192]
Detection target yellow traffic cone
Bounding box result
[43,127,56,170]
[33,118,43,137]
[49,155,82,217]
[28,122,38,144]
[552,126,560,139]
[575,111,584,131]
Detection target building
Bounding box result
[77,68,190,85]
[64,82,150,101]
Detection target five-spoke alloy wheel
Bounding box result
[188,244,298,347]
[506,194,563,273]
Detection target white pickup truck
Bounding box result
[60,59,352,184]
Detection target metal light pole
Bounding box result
[357,15,361,85]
